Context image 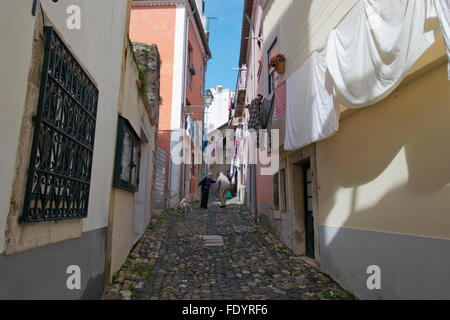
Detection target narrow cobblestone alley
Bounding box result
[105,197,355,301]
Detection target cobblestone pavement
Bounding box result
[104,198,356,300]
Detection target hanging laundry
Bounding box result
[186,115,193,138]
[285,46,339,151]
[193,119,201,147]
[326,0,442,108]
[247,97,262,130]
[190,117,195,138]
[259,96,275,129]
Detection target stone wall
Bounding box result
[132,42,161,215]
[132,42,161,128]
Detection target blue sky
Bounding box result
[204,0,244,91]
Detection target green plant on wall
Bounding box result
[138,69,148,103]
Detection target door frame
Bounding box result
[302,161,315,259]
[132,126,150,246]
[287,144,321,266]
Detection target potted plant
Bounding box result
[268,54,286,74]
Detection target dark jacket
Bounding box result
[199,177,216,191]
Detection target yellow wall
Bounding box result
[110,189,134,273]
[316,62,450,239]
[109,41,157,276]
[260,0,450,249]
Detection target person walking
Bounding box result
[198,172,216,209]
[217,172,231,208]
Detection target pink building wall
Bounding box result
[130,3,208,199]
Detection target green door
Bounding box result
[303,162,315,259]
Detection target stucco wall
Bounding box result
[316,61,450,299]
[39,0,129,233]
[205,87,233,135]
[130,6,176,155]
[0,0,130,298]
[110,189,134,274]
[1,0,128,255]
[244,2,264,105]
[168,5,189,207]
[316,63,450,239]
[186,16,206,115]
[0,227,108,299]
[109,41,159,276]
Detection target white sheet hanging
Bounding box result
[435,0,450,79]
[326,0,442,108]
[284,47,340,151]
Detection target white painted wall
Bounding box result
[0,0,129,249]
[205,86,233,135]
[39,0,128,232]
[0,1,36,254]
[194,0,207,31]
[169,4,188,206]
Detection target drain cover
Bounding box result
[203,235,224,247]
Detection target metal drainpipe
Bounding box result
[179,8,197,203]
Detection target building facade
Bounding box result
[105,41,160,281]
[204,85,233,136]
[0,0,130,299]
[130,0,211,207]
[235,0,450,299]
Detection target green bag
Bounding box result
[227,190,233,200]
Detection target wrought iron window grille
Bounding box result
[21,27,99,223]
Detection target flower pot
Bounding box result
[276,61,285,74]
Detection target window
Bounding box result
[21,27,99,223]
[273,173,280,211]
[257,61,263,81]
[187,46,193,88]
[113,116,141,192]
[267,39,279,95]
[280,169,287,212]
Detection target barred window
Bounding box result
[113,116,141,193]
[21,27,99,223]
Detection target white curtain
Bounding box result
[436,0,450,79]
[326,0,442,108]
[284,0,449,151]
[284,47,339,151]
